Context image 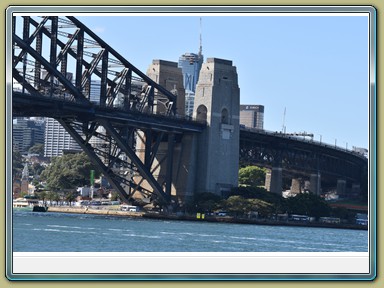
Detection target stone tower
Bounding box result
[193,58,240,196]
[133,60,196,204]
[146,59,185,116]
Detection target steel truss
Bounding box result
[239,129,368,185]
[12,16,204,206]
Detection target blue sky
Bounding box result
[76,14,370,149]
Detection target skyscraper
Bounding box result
[40,71,86,157]
[178,52,204,93]
[44,118,81,157]
[13,117,45,153]
[177,18,204,117]
[240,105,264,130]
[178,53,203,117]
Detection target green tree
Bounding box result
[193,192,222,213]
[238,166,266,187]
[110,191,120,201]
[29,162,45,178]
[28,143,44,156]
[64,191,79,206]
[231,186,282,204]
[46,191,54,203]
[330,207,349,220]
[285,192,331,219]
[46,191,60,206]
[248,198,275,218]
[40,152,100,191]
[222,195,253,217]
[36,191,47,206]
[222,196,275,218]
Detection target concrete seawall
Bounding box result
[47,206,144,217]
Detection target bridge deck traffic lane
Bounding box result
[12,91,206,133]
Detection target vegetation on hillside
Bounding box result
[186,165,363,221]
[40,152,100,191]
[28,143,44,156]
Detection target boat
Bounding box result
[32,206,48,212]
[13,197,37,208]
[13,197,47,212]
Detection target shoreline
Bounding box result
[46,206,145,217]
[40,206,368,231]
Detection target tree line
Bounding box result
[13,151,359,221]
[185,166,356,222]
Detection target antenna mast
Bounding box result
[199,17,202,57]
[282,107,286,134]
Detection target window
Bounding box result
[221,108,229,124]
[196,105,207,122]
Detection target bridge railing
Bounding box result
[240,126,368,159]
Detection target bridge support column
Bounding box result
[265,171,271,191]
[290,178,301,194]
[304,180,311,192]
[270,167,283,195]
[140,59,198,204]
[336,179,347,196]
[193,58,240,197]
[310,173,321,195]
[165,133,175,196]
[351,184,361,197]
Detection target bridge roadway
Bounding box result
[12,91,206,134]
[240,127,368,186]
[13,89,367,188]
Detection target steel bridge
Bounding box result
[240,128,368,189]
[11,16,368,205]
[12,16,205,206]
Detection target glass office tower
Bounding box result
[178,52,203,117]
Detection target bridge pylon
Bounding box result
[133,60,198,205]
[310,172,322,195]
[193,58,240,197]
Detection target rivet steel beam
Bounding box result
[99,119,171,204]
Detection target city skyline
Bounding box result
[76,13,371,150]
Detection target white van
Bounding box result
[121,205,139,212]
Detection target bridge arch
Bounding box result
[221,107,229,124]
[196,104,208,122]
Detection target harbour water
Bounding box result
[12,210,368,252]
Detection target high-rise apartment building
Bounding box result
[89,79,101,104]
[13,117,45,153]
[44,118,81,157]
[240,105,264,130]
[40,71,84,157]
